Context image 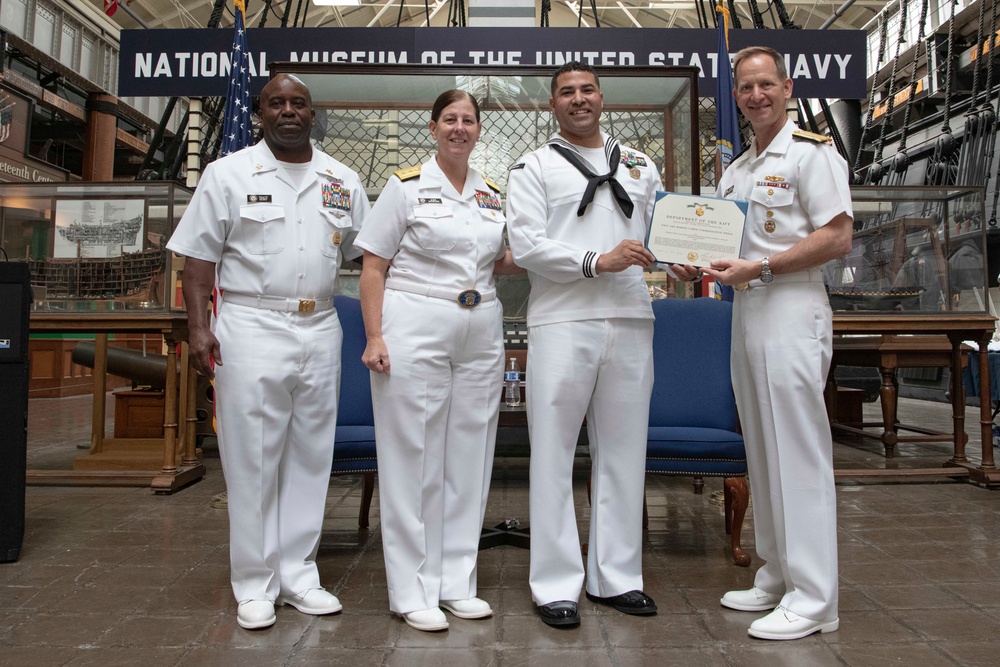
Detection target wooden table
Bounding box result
[28,312,205,494]
[830,313,999,486]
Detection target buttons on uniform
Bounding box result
[767,188,774,195]
[298,219,303,224]
[299,246,305,250]
[467,241,474,248]
[764,220,776,233]
[766,210,774,217]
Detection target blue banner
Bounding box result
[118,27,867,99]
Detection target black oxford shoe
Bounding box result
[537,600,580,627]
[586,590,658,615]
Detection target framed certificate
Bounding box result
[645,192,748,267]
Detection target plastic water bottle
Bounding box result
[504,357,522,407]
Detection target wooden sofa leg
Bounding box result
[724,477,751,567]
[359,473,375,530]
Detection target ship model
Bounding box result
[56,215,143,246]
[28,245,165,302]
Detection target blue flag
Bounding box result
[715,6,741,172]
[220,0,253,156]
[714,6,739,303]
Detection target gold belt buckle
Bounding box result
[298,299,316,313]
[734,283,750,291]
[457,289,482,308]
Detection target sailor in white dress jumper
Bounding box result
[506,62,660,626]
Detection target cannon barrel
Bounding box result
[71,341,172,390]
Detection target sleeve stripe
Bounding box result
[583,251,597,278]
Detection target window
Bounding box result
[33,2,56,57]
[0,0,29,39]
[59,21,77,68]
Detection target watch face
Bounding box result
[761,273,774,283]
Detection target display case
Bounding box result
[825,186,990,314]
[270,63,700,318]
[0,181,192,313]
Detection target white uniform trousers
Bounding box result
[372,290,504,614]
[732,281,839,622]
[213,302,343,603]
[526,318,654,605]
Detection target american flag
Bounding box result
[220,0,253,157]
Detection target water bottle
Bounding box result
[504,357,522,407]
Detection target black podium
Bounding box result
[0,262,30,562]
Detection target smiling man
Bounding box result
[694,46,853,641]
[506,61,660,628]
[167,74,369,630]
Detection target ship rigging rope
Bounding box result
[869,0,911,184]
[957,0,995,200]
[855,13,888,176]
[746,0,767,29]
[885,0,929,187]
[727,0,742,28]
[981,0,1000,227]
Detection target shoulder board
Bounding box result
[393,165,422,181]
[792,129,833,145]
[484,177,501,193]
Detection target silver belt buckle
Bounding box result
[457,289,482,308]
[298,299,316,313]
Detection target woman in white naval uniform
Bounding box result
[355,90,522,632]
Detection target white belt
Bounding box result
[735,269,825,291]
[385,278,496,308]
[222,291,334,313]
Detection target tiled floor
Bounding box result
[2,393,999,666]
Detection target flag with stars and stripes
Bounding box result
[220,0,253,157]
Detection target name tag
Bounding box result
[247,194,272,203]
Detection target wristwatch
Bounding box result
[759,257,774,284]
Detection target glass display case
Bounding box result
[0,181,192,313]
[270,63,700,318]
[824,186,990,315]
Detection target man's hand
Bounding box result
[596,240,656,274]
[189,325,222,378]
[700,258,760,286]
[669,263,702,282]
[362,338,390,375]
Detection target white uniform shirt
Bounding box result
[717,119,852,263]
[167,141,369,298]
[354,157,506,292]
[507,133,660,327]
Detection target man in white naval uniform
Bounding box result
[167,75,369,630]
[695,46,853,641]
[507,61,660,627]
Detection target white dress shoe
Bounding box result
[401,608,449,632]
[720,587,783,612]
[277,588,343,615]
[237,600,276,630]
[440,597,493,619]
[748,606,839,640]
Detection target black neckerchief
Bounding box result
[547,136,634,219]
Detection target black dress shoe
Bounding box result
[537,601,580,627]
[586,590,657,615]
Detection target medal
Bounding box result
[629,167,640,179]
[764,220,776,233]
[333,231,342,246]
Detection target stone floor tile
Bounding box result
[831,642,960,667]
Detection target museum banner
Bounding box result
[118,27,866,99]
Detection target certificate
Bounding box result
[645,192,748,267]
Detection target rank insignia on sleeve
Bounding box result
[475,190,502,211]
[724,186,735,197]
[322,183,352,211]
[247,194,273,203]
[509,163,525,170]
